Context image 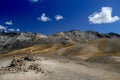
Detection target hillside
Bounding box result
[0,30,120,63]
[0,30,120,52]
[0,30,120,80]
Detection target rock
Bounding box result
[24,52,35,61]
[9,58,18,67]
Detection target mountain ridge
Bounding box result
[0,30,120,54]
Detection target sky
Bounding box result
[0,0,120,35]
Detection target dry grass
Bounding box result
[61,44,76,56]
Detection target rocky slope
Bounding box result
[0,30,120,53]
[0,56,120,80]
[0,31,47,53]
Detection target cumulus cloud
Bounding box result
[5,20,13,25]
[0,25,7,30]
[37,13,51,22]
[88,7,120,24]
[55,15,63,21]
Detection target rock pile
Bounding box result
[28,63,45,73]
[0,54,46,74]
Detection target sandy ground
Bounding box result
[0,56,120,80]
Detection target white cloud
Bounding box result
[16,28,20,32]
[0,25,7,30]
[88,7,120,24]
[37,13,51,22]
[5,20,13,25]
[8,29,15,32]
[55,15,63,21]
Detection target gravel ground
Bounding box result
[0,56,120,80]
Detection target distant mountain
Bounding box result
[54,30,120,40]
[0,31,47,53]
[0,30,120,53]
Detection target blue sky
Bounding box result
[0,0,120,35]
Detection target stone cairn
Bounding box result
[0,50,47,74]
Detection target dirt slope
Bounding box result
[0,56,120,80]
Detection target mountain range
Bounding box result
[0,30,120,80]
[0,30,120,63]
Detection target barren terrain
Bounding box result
[0,55,120,80]
[0,31,120,80]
